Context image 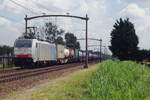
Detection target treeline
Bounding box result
[22,22,80,49]
[134,49,150,61]
[0,45,13,56]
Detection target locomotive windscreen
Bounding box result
[15,39,32,48]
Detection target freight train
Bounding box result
[14,38,99,67]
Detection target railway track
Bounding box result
[0,67,22,74]
[0,62,94,83]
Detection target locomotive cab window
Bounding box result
[15,39,32,48]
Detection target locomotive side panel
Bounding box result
[50,44,57,61]
[14,39,57,66]
[36,42,56,61]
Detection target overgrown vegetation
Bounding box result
[88,61,150,100]
[25,61,150,100]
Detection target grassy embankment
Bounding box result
[15,60,150,100]
[89,61,150,100]
[31,65,96,100]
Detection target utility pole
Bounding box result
[25,15,28,37]
[77,37,102,65]
[100,39,102,62]
[84,14,88,68]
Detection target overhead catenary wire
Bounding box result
[0,15,25,26]
[9,0,39,15]
[24,1,85,34]
[25,1,80,32]
[30,0,50,14]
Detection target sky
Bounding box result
[0,0,150,53]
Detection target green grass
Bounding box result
[88,60,150,100]
[17,61,150,100]
[31,66,97,100]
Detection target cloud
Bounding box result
[0,16,11,27]
[0,0,150,52]
[0,0,4,4]
[0,16,23,45]
[120,3,150,28]
[124,0,150,3]
[120,3,150,49]
[117,0,122,4]
[121,3,146,18]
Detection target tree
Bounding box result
[55,36,65,45]
[0,45,13,56]
[109,18,139,60]
[135,49,150,61]
[65,33,80,49]
[22,27,36,39]
[57,29,65,35]
[137,50,149,61]
[75,42,80,49]
[45,22,64,43]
